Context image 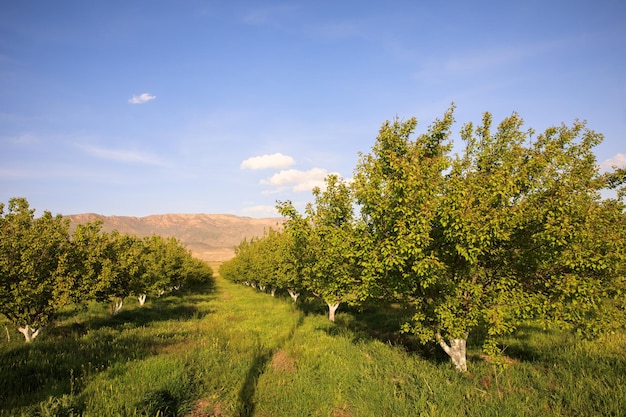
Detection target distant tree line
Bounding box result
[220,106,626,372]
[0,197,213,342]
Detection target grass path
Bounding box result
[2,276,626,416]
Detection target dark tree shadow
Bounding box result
[236,312,305,417]
[0,281,218,410]
[315,300,453,364]
[237,345,273,417]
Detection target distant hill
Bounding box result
[66,213,283,262]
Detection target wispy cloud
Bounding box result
[0,167,39,179]
[415,39,564,79]
[241,204,280,217]
[4,132,38,145]
[261,167,335,193]
[128,93,156,104]
[241,4,299,26]
[77,144,166,166]
[600,153,626,171]
[241,153,295,170]
[309,20,365,40]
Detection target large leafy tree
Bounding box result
[268,228,306,301]
[219,238,251,285]
[70,226,146,315]
[90,231,146,315]
[66,220,111,303]
[251,228,288,296]
[141,235,196,302]
[353,107,626,371]
[0,198,72,342]
[279,175,365,321]
[275,202,313,303]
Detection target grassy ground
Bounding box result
[1,276,625,416]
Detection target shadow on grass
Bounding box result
[0,280,217,411]
[236,312,305,417]
[51,280,218,338]
[139,389,180,417]
[309,300,451,364]
[237,344,273,417]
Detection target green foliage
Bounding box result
[141,235,209,296]
[69,221,212,314]
[274,175,368,320]
[223,107,625,371]
[353,110,454,298]
[219,225,305,299]
[0,198,71,338]
[0,198,213,340]
[303,175,365,306]
[352,107,626,368]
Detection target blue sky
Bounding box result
[1,1,625,217]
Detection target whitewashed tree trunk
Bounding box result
[259,285,266,292]
[437,333,468,372]
[158,289,165,297]
[138,294,147,306]
[5,325,10,341]
[288,290,300,303]
[251,282,257,289]
[327,302,340,322]
[18,324,41,343]
[270,287,277,297]
[111,299,124,315]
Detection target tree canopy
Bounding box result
[0,198,71,341]
[0,197,213,342]
[353,107,625,370]
[223,107,626,372]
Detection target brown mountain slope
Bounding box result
[67,213,283,262]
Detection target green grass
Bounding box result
[1,277,625,416]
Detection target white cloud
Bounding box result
[261,167,335,192]
[240,153,295,170]
[128,93,156,104]
[600,153,626,171]
[78,144,166,166]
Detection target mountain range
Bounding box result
[67,213,283,262]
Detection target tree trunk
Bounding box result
[110,299,124,315]
[288,289,299,303]
[327,302,340,322]
[138,294,147,306]
[259,285,266,292]
[436,333,468,372]
[270,287,277,297]
[18,324,41,343]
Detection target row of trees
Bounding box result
[221,106,626,371]
[220,176,365,322]
[0,197,213,342]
